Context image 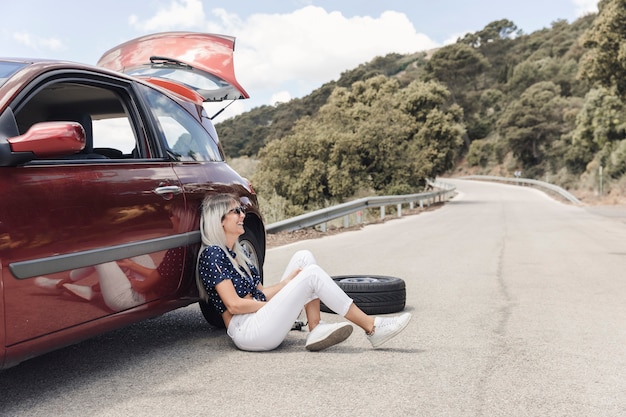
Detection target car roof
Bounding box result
[2,32,249,105]
[0,58,205,117]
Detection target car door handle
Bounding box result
[153,185,183,200]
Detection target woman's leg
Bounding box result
[279,250,317,281]
[345,303,375,334]
[278,251,373,331]
[229,264,353,351]
[304,299,321,329]
[94,258,150,311]
[279,250,321,329]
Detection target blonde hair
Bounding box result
[196,193,252,301]
[168,202,198,233]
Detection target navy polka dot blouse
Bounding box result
[198,245,265,314]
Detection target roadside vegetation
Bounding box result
[220,0,626,222]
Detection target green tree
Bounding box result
[253,76,463,210]
[252,116,333,213]
[426,43,489,97]
[507,58,561,97]
[498,81,569,171]
[565,87,626,173]
[426,39,491,145]
[467,139,495,167]
[460,19,520,47]
[579,0,626,99]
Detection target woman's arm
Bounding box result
[117,259,161,293]
[259,267,302,301]
[215,279,266,315]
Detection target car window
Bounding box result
[0,61,27,87]
[13,80,143,160]
[93,117,136,154]
[138,84,223,162]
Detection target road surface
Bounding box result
[1,179,624,416]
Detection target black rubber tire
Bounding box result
[199,229,265,329]
[199,299,224,328]
[321,275,406,315]
[239,229,265,279]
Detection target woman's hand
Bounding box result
[215,280,266,315]
[260,267,302,301]
[284,267,302,283]
[117,258,161,294]
[129,277,150,293]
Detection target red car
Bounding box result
[0,32,265,369]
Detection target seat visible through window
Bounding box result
[48,112,107,159]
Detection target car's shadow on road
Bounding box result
[0,304,222,412]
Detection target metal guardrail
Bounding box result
[265,181,457,234]
[460,175,582,205]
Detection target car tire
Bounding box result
[198,228,265,329]
[199,299,225,328]
[239,229,265,279]
[321,275,406,315]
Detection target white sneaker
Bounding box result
[62,283,94,301]
[367,313,412,348]
[305,322,353,351]
[34,276,62,289]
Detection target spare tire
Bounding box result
[321,275,406,315]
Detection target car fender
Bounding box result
[0,264,5,369]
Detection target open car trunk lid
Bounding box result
[97,32,249,102]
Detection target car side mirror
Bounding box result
[0,122,86,166]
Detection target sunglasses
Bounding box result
[224,206,246,217]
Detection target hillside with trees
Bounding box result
[217,0,626,221]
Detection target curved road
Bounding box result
[1,179,625,416]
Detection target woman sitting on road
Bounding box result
[196,193,412,352]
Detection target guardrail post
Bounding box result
[410,201,414,210]
[356,210,362,224]
[419,199,423,208]
[397,203,402,217]
[343,215,349,228]
[380,206,386,220]
[320,223,327,232]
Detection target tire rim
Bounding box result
[240,238,260,270]
[338,277,381,283]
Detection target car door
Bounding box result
[0,71,188,349]
[98,30,263,269]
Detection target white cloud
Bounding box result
[573,0,599,16]
[12,32,65,52]
[443,32,468,45]
[270,91,292,105]
[129,2,438,118]
[213,6,437,93]
[129,0,206,31]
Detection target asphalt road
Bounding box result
[1,179,625,416]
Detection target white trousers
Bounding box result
[227,250,353,351]
[70,255,153,311]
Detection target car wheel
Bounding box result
[239,229,265,281]
[198,299,225,328]
[199,228,265,329]
[321,275,406,315]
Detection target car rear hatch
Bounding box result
[97,32,249,103]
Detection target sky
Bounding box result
[2,0,600,121]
